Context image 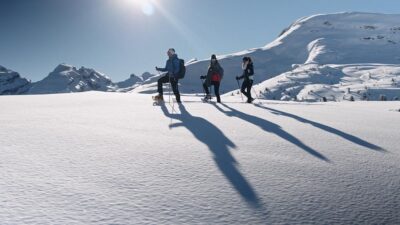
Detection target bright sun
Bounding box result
[124,0,155,16]
[141,2,154,16]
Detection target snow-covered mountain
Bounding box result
[2,12,399,100]
[28,64,117,94]
[116,74,143,92]
[135,12,400,101]
[115,72,157,92]
[0,65,31,95]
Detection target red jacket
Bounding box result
[211,73,221,82]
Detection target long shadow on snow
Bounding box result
[254,104,386,152]
[213,103,330,162]
[160,103,262,207]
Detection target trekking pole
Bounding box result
[236,78,244,102]
[168,75,177,114]
[168,75,172,105]
[200,77,206,98]
[251,79,262,105]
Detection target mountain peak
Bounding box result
[29,63,116,94]
[0,65,31,95]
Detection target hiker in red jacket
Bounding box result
[200,54,224,103]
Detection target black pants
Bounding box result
[241,79,253,102]
[158,75,180,102]
[203,81,221,102]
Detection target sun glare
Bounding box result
[123,0,155,16]
[141,2,154,16]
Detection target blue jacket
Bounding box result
[158,54,180,78]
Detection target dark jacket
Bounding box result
[205,62,224,87]
[158,54,180,78]
[238,62,254,81]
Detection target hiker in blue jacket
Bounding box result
[155,48,181,103]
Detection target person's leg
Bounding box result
[241,80,249,99]
[171,78,181,102]
[246,80,254,102]
[157,75,169,96]
[213,81,221,102]
[203,82,210,95]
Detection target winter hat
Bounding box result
[168,48,176,55]
[211,54,217,60]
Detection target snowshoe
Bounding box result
[201,94,212,102]
[152,95,164,105]
[247,97,255,104]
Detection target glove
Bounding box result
[155,67,160,71]
[200,75,206,79]
[236,76,240,80]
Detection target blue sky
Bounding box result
[0,0,399,81]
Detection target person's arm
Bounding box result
[236,71,245,80]
[156,61,168,72]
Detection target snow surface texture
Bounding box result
[0,66,30,95]
[1,92,399,224]
[135,12,400,100]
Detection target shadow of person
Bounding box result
[254,104,386,152]
[213,103,330,162]
[160,103,262,207]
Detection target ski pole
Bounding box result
[236,78,244,102]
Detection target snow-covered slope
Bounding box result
[116,72,157,92]
[28,64,117,94]
[0,92,399,224]
[0,65,31,95]
[116,74,143,92]
[254,63,400,101]
[135,12,400,101]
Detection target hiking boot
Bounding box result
[153,95,164,101]
[247,98,255,103]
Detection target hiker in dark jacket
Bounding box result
[200,54,224,103]
[236,57,255,103]
[155,48,181,103]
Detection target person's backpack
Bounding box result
[248,64,254,76]
[176,59,186,79]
